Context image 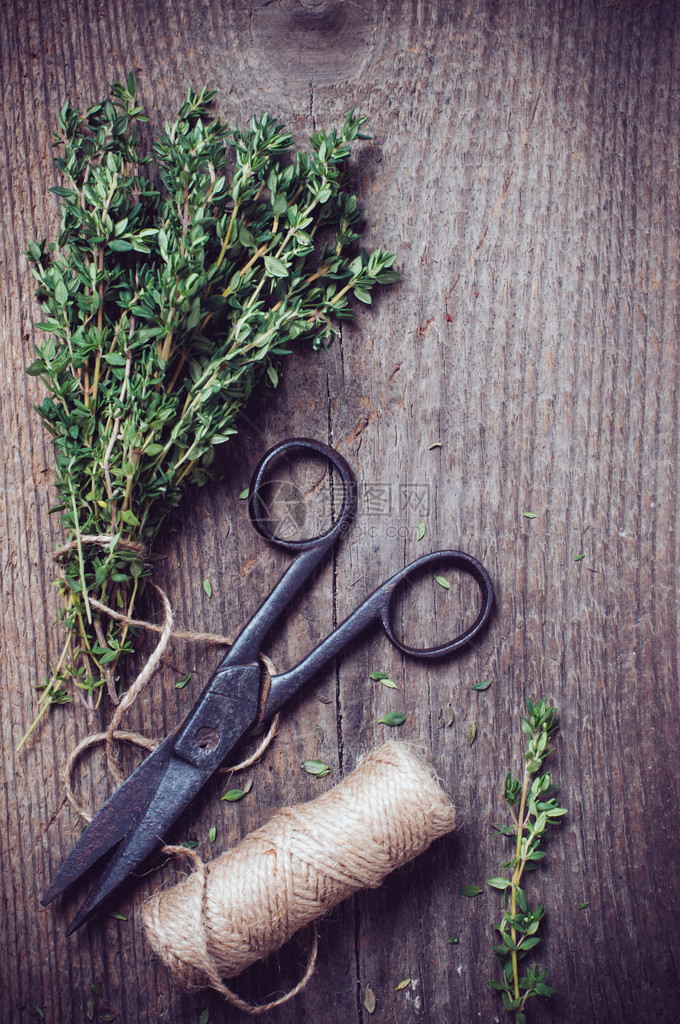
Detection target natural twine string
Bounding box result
[142,741,457,1014]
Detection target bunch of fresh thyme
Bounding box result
[22,74,397,744]
[486,698,567,1023]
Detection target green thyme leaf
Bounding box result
[175,672,192,689]
[415,520,426,541]
[301,759,330,777]
[523,511,538,519]
[222,787,243,801]
[378,711,406,727]
[434,574,452,590]
[208,826,217,843]
[460,884,483,898]
[263,254,289,278]
[370,670,398,688]
[221,779,253,801]
[472,680,492,691]
[395,978,411,991]
[203,579,212,598]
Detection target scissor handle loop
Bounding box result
[379,550,494,658]
[248,437,356,552]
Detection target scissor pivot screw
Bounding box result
[194,726,220,751]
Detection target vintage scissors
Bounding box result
[43,438,494,933]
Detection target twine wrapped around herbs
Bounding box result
[142,741,457,1014]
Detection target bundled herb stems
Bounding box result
[21,74,397,745]
[487,698,567,1023]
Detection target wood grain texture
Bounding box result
[1,1,679,1021]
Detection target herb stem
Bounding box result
[69,467,92,624]
[214,201,240,270]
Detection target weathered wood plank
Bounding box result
[1,1,679,1022]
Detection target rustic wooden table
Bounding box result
[2,1,679,1022]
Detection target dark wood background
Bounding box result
[2,1,679,1021]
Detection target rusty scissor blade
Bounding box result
[64,753,208,934]
[42,729,178,907]
[45,664,261,932]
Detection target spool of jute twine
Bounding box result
[142,741,456,1013]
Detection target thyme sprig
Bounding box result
[486,698,567,1022]
[21,74,397,745]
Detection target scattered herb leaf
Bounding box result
[199,1010,210,1024]
[370,669,398,688]
[108,911,128,921]
[175,672,192,689]
[574,553,585,561]
[415,520,426,541]
[221,778,253,801]
[363,985,376,1014]
[523,512,538,520]
[208,825,217,843]
[468,721,477,745]
[301,759,330,777]
[238,488,250,500]
[472,680,492,691]
[460,884,483,898]
[396,978,411,991]
[434,574,452,590]
[203,578,212,598]
[448,935,459,944]
[316,724,324,742]
[577,901,590,910]
[379,711,406,727]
